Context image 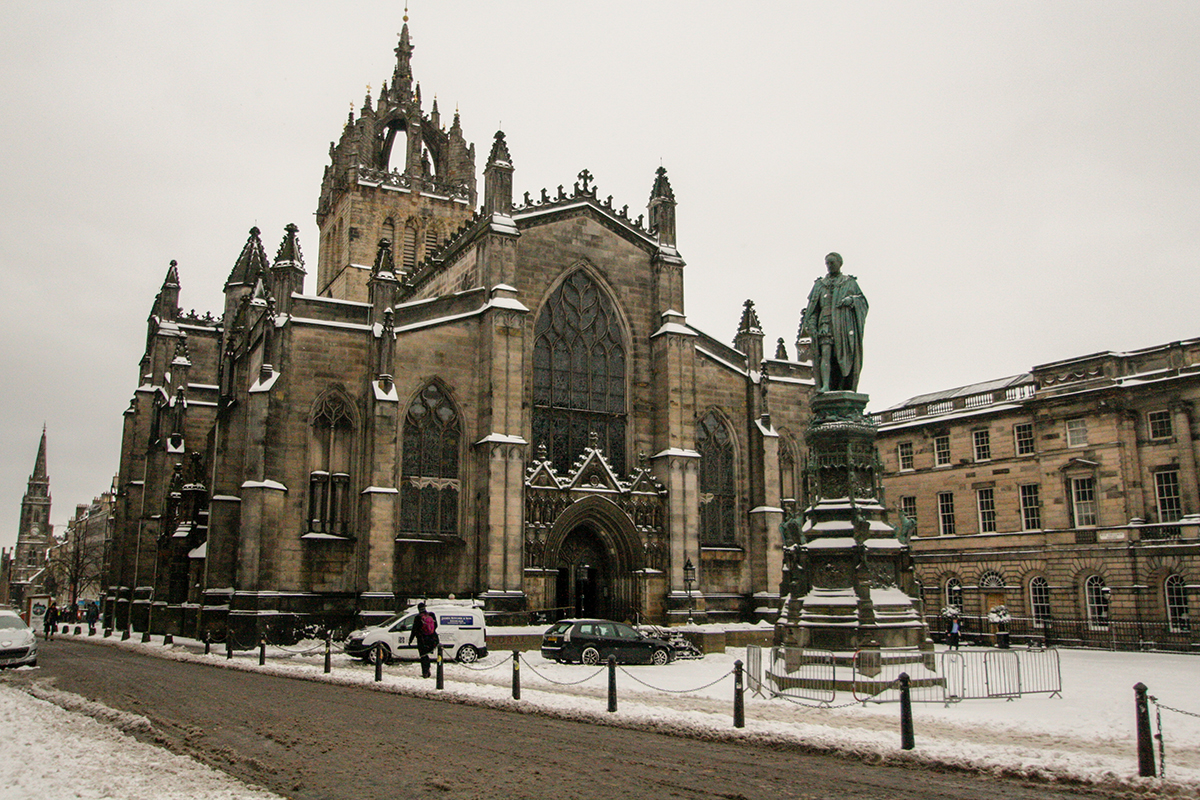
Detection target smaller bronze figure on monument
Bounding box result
[799,252,868,393]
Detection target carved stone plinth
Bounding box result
[775,392,931,661]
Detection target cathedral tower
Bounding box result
[314,21,477,302]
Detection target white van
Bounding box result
[345,606,487,664]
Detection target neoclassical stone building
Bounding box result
[873,339,1200,649]
[104,25,814,639]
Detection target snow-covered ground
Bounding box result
[4,625,1199,798]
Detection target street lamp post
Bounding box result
[683,558,695,625]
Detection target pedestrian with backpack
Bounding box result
[409,603,439,678]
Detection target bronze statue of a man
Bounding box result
[799,252,868,393]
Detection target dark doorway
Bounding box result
[553,525,611,620]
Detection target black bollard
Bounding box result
[608,656,617,713]
[512,651,521,700]
[899,672,915,750]
[74,626,82,635]
[121,628,130,641]
[1134,682,1156,777]
[324,632,332,674]
[259,638,266,666]
[374,643,384,681]
[226,635,233,660]
[103,628,112,638]
[204,634,211,656]
[436,645,444,690]
[734,659,745,728]
[163,633,173,645]
[141,631,151,643]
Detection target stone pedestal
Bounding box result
[775,392,931,692]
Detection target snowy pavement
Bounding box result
[3,626,1199,799]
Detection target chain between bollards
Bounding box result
[1134,682,1156,777]
[324,632,332,674]
[512,651,521,700]
[733,659,745,728]
[608,656,617,713]
[899,672,914,750]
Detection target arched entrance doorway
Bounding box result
[555,525,611,618]
[545,497,642,622]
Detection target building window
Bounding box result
[401,223,418,272]
[1165,574,1189,632]
[1029,576,1051,624]
[1071,476,1097,527]
[423,225,442,261]
[979,570,1005,589]
[897,441,914,471]
[697,411,736,546]
[1085,575,1109,629]
[308,395,354,536]
[934,435,951,467]
[972,429,991,462]
[1019,483,1042,530]
[976,487,996,533]
[531,271,627,474]
[899,495,917,526]
[779,445,796,504]
[400,383,461,538]
[1066,418,1088,448]
[1147,409,1173,440]
[1014,422,1035,456]
[937,491,956,536]
[1154,469,1184,523]
[945,578,963,612]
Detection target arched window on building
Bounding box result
[1029,576,1051,625]
[308,394,354,537]
[697,411,736,547]
[401,223,419,273]
[382,218,395,251]
[1084,575,1110,630]
[945,577,963,613]
[531,270,627,474]
[979,571,1005,589]
[1165,574,1189,632]
[400,383,460,539]
[779,442,796,507]
[423,224,442,262]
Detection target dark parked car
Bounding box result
[541,618,673,665]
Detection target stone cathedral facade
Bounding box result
[104,25,815,639]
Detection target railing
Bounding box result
[925,613,1198,653]
[750,644,1062,704]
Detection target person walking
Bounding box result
[409,603,439,678]
[948,616,961,650]
[85,601,99,635]
[44,600,59,641]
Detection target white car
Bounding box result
[0,609,37,668]
[345,606,488,664]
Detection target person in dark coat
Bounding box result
[44,601,59,640]
[408,603,439,678]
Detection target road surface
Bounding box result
[4,638,1123,800]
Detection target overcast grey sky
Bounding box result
[2,2,1198,551]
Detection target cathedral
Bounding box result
[104,24,815,640]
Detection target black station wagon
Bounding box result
[540,618,673,665]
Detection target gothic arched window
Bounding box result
[532,271,627,474]
[697,411,736,546]
[401,223,419,273]
[308,394,354,536]
[401,383,460,538]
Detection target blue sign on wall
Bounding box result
[438,615,473,627]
